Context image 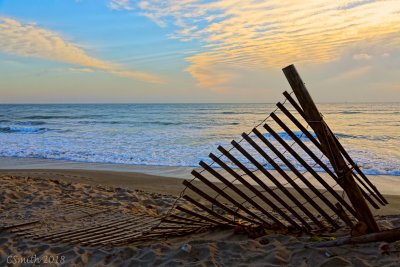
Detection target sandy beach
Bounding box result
[1,160,400,266]
[1,0,400,265]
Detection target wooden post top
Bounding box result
[282,64,322,122]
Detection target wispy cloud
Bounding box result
[0,17,162,83]
[331,65,373,81]
[353,53,372,60]
[125,0,400,90]
[68,67,96,73]
[108,0,133,11]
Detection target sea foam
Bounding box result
[0,103,398,176]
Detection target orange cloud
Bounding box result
[136,0,400,90]
[0,17,163,83]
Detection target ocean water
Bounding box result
[0,103,398,176]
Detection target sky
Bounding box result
[0,0,399,103]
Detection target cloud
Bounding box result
[68,67,96,73]
[186,52,236,91]
[331,65,372,81]
[353,53,372,60]
[0,17,162,83]
[108,0,133,10]
[131,0,400,90]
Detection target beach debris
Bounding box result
[351,221,368,237]
[377,219,395,231]
[180,243,192,253]
[309,228,400,248]
[323,250,337,258]
[258,236,270,245]
[379,242,390,255]
[309,236,336,242]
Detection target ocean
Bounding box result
[0,103,398,176]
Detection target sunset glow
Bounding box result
[0,0,399,102]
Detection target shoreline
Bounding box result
[1,156,399,195]
[0,156,194,179]
[2,156,399,178]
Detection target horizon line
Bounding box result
[0,101,399,105]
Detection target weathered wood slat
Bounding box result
[64,217,159,243]
[81,221,163,246]
[278,98,321,149]
[269,113,360,217]
[232,140,324,229]
[208,154,287,228]
[0,220,40,232]
[198,161,274,225]
[81,219,161,246]
[23,215,127,238]
[262,121,356,223]
[76,218,161,245]
[328,126,388,205]
[160,219,209,226]
[107,227,202,246]
[104,221,208,246]
[176,205,228,225]
[275,103,380,209]
[242,132,339,229]
[10,221,48,234]
[282,92,387,205]
[192,169,269,224]
[154,226,202,230]
[108,229,177,244]
[167,214,212,226]
[182,195,236,225]
[200,159,275,227]
[183,180,259,224]
[218,146,305,230]
[35,216,139,240]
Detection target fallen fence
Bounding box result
[1,64,387,246]
[153,64,387,239]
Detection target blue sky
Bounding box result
[0,0,399,103]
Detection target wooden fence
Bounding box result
[1,64,387,247]
[119,64,387,245]
[150,64,387,240]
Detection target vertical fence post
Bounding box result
[282,64,379,233]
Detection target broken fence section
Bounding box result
[1,64,387,247]
[159,64,387,238]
